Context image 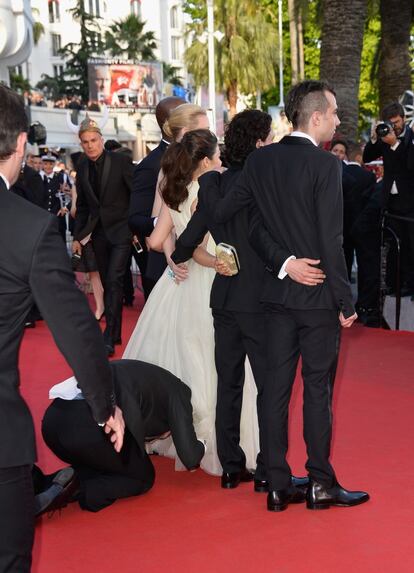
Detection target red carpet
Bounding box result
[19,292,414,573]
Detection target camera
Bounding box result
[375,122,393,138]
[28,122,47,145]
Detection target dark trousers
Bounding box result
[386,208,414,290]
[264,305,340,491]
[213,309,266,480]
[42,399,155,513]
[92,227,131,344]
[0,465,34,573]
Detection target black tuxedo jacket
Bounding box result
[0,181,115,468]
[74,151,133,243]
[11,165,45,207]
[110,360,204,470]
[172,167,286,313]
[201,137,354,318]
[363,129,414,211]
[129,141,168,281]
[343,163,376,224]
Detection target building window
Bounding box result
[53,64,64,77]
[171,36,180,60]
[88,0,101,17]
[51,34,62,57]
[130,0,141,18]
[170,5,179,29]
[48,0,60,24]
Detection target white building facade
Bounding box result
[18,0,188,90]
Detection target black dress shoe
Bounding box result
[306,479,370,510]
[114,338,122,345]
[105,343,115,357]
[267,487,306,512]
[254,479,268,493]
[221,468,254,489]
[255,475,309,493]
[36,469,80,517]
[25,321,36,328]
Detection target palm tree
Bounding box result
[184,0,278,117]
[32,8,45,46]
[319,0,368,140]
[378,0,413,111]
[105,15,157,61]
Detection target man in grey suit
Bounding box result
[0,85,124,572]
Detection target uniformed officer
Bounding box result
[39,154,71,242]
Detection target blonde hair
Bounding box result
[163,103,207,141]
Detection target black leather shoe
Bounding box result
[114,338,122,345]
[254,479,268,493]
[25,321,36,328]
[36,469,80,517]
[306,479,370,510]
[255,475,309,493]
[221,468,254,489]
[267,487,306,512]
[105,343,115,357]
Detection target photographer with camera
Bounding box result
[363,102,414,295]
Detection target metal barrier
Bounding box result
[380,211,414,330]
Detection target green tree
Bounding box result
[163,62,183,86]
[183,0,278,116]
[105,14,157,60]
[59,0,105,100]
[36,74,68,100]
[10,73,31,93]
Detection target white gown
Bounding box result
[123,180,259,475]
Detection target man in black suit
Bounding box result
[129,96,185,299]
[363,102,414,293]
[203,81,369,512]
[345,143,378,321]
[42,359,205,512]
[72,117,134,355]
[0,85,124,573]
[11,162,45,207]
[172,110,323,492]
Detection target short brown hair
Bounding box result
[285,80,335,129]
[0,85,28,160]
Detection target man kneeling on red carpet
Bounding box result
[40,360,206,513]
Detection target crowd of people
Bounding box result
[8,77,414,570]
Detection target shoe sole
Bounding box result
[307,496,370,510]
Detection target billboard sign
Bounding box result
[88,58,163,110]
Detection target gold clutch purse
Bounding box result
[215,243,240,276]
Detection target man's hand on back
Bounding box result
[286,258,326,286]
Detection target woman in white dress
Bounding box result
[123,129,259,475]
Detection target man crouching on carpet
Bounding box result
[40,360,206,513]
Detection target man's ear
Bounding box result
[16,132,27,158]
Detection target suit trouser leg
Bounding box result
[234,311,267,481]
[0,465,34,573]
[213,310,246,473]
[93,230,131,343]
[298,309,339,487]
[42,400,155,512]
[264,306,301,490]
